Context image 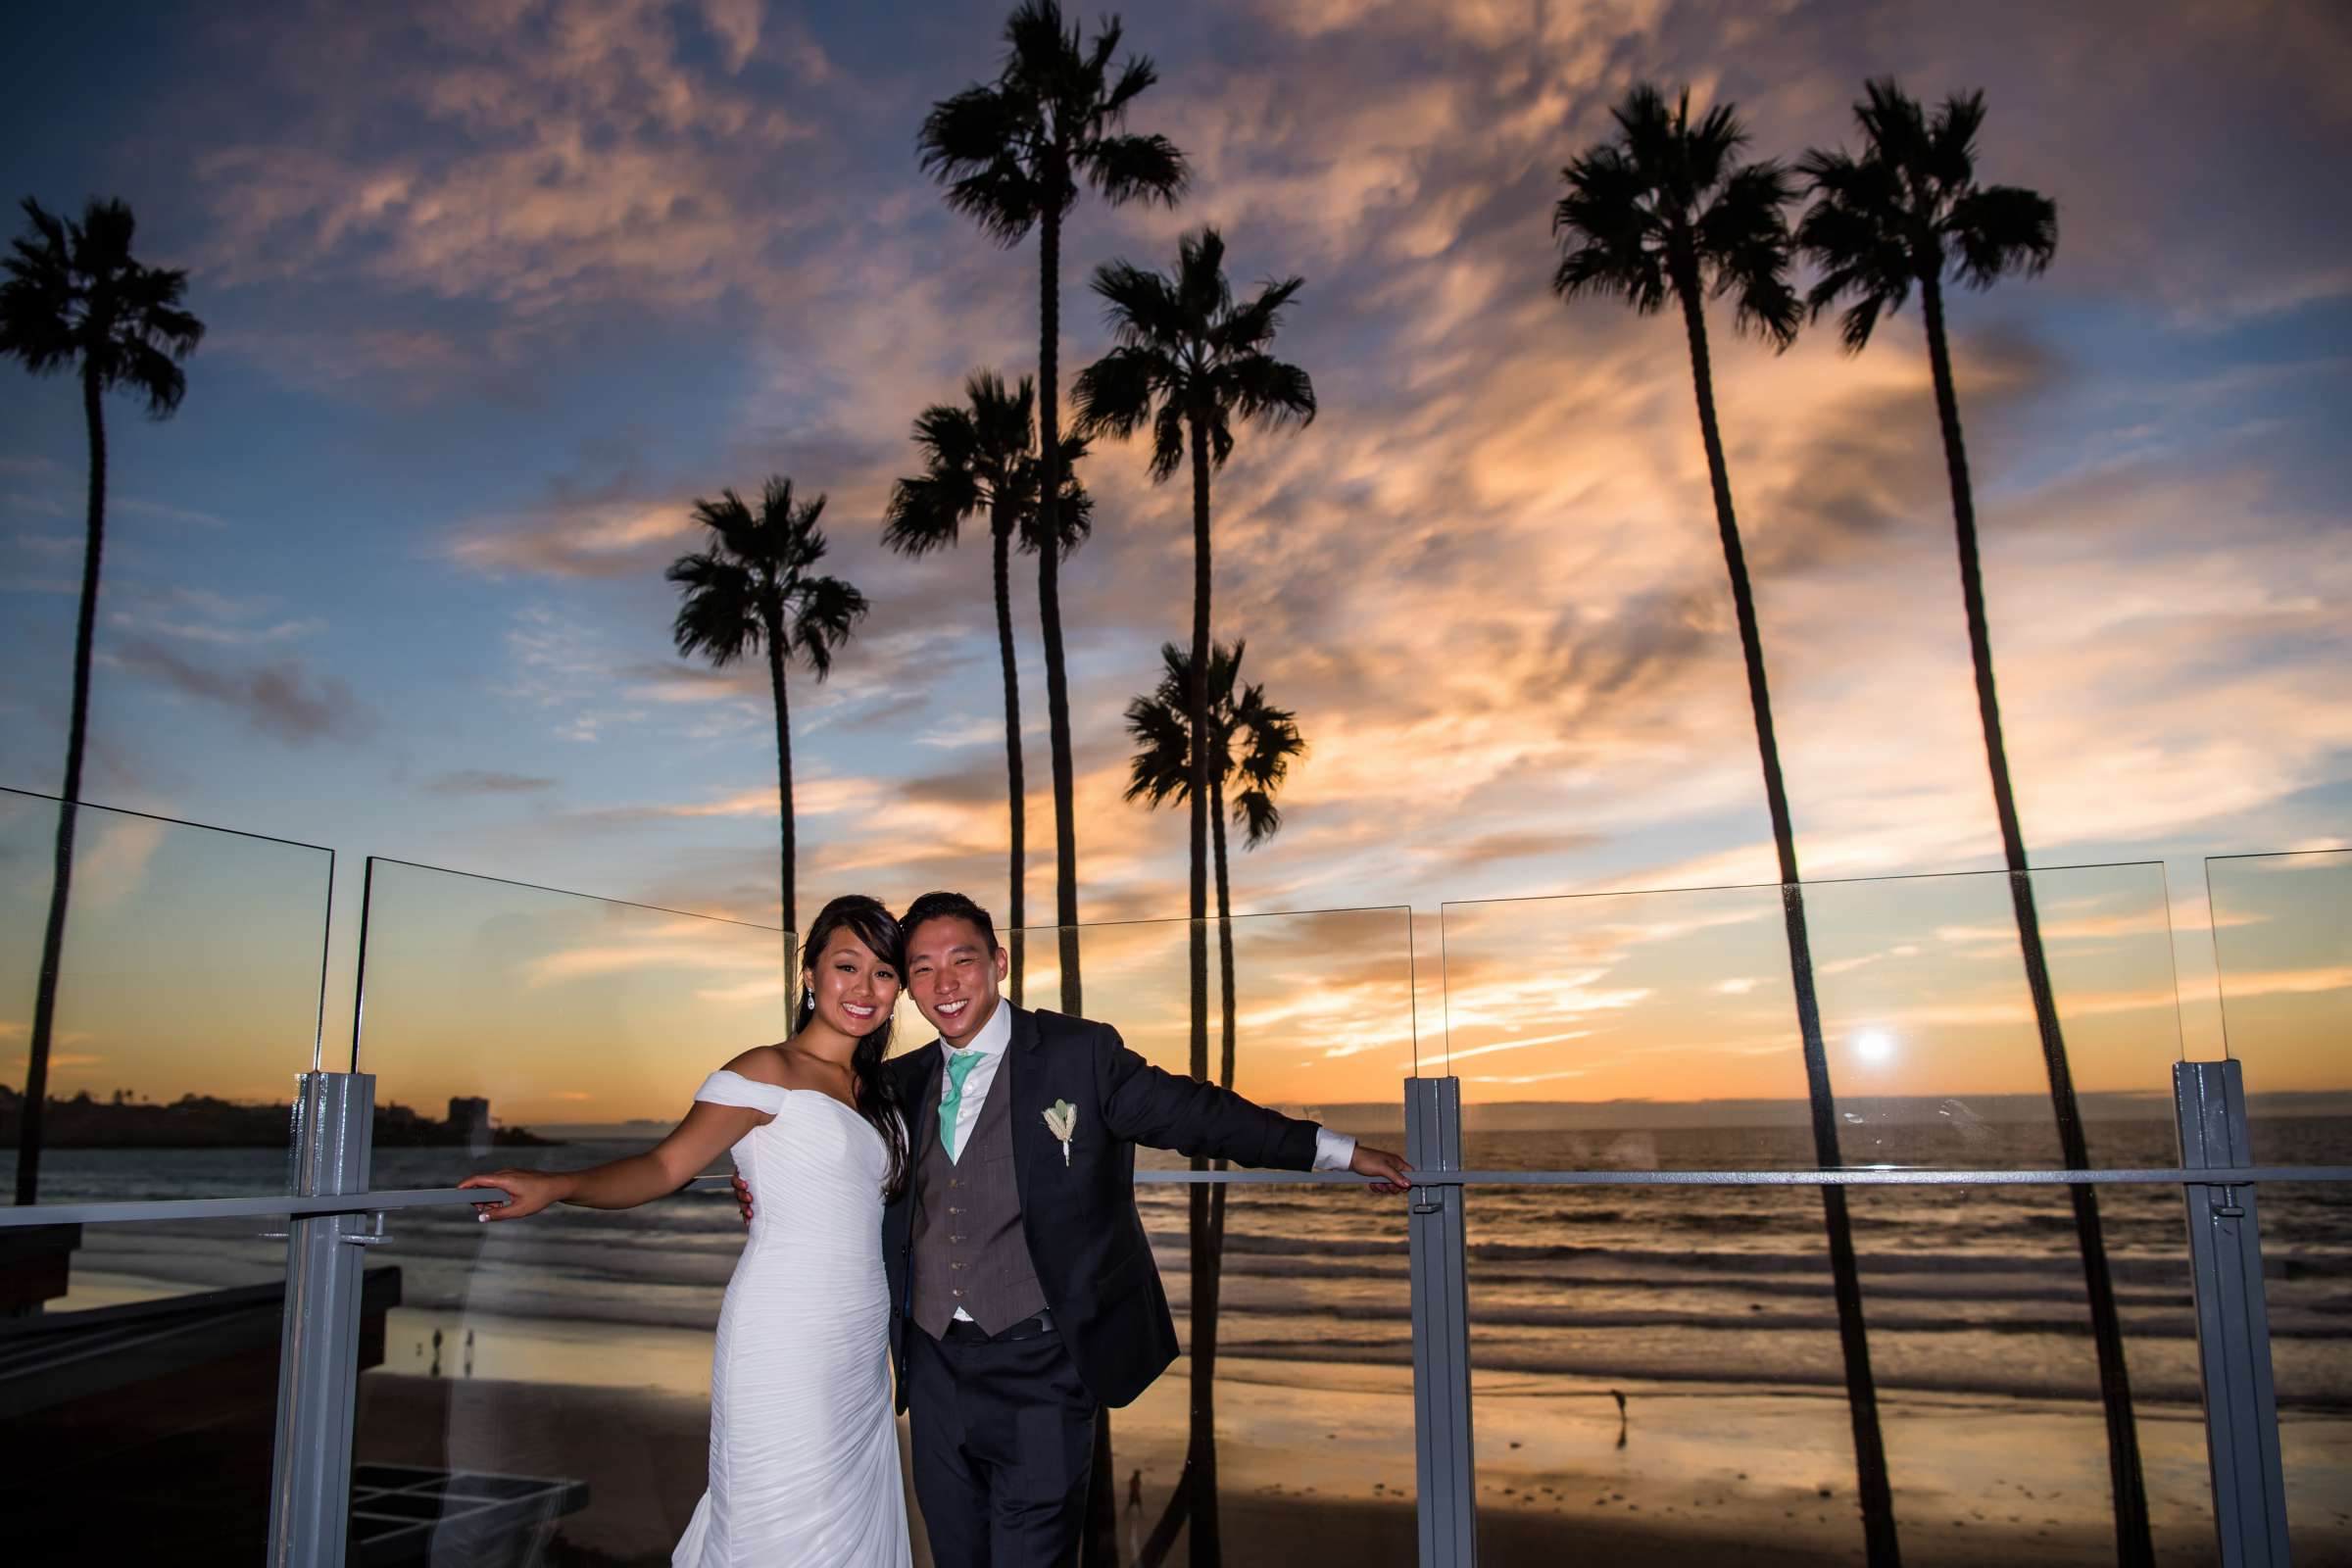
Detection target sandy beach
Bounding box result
[350,1346,2352,1566]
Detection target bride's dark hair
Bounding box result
[797,894,910,1198]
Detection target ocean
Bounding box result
[40,1105,2352,1411]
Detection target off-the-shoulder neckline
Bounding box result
[706,1067,867,1125]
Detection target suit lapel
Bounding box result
[1004,1004,1042,1203]
[901,1043,944,1159]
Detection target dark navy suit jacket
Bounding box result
[881,1004,1318,1409]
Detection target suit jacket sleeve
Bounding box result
[1092,1021,1318,1170]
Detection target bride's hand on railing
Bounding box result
[459,1168,565,1222]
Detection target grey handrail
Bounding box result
[1133,1164,2352,1186]
[5,1163,2346,1229]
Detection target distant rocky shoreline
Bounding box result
[0,1085,557,1150]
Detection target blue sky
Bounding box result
[3,0,2347,1061]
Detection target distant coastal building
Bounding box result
[447,1097,492,1152]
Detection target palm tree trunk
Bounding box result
[1039,178,1114,1568]
[1922,273,2150,1564]
[1208,765,1237,1259]
[1212,774,1238,1095]
[1036,196,1083,1020]
[1675,260,1899,1566]
[765,619,796,943]
[1182,413,1219,1568]
[14,368,107,1209]
[993,512,1027,1006]
[1185,415,1215,1080]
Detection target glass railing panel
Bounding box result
[2250,1175,2352,1562]
[2206,849,2351,1096]
[0,791,331,1557]
[1000,905,1419,1102]
[348,858,789,1561]
[1460,1179,2216,1564]
[1442,863,2182,1172]
[1800,862,2184,1169]
[1,787,333,1204]
[1011,909,1418,1563]
[2205,850,2352,1557]
[351,856,790,1131]
[1463,1183,1869,1560]
[1443,880,1809,1170]
[0,1211,328,1565]
[1445,868,2211,1563]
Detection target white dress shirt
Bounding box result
[934,1000,1359,1169]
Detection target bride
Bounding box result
[462,894,914,1567]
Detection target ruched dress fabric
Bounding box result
[672,1069,911,1568]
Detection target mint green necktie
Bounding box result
[939,1048,984,1159]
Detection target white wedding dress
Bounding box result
[672,1069,910,1567]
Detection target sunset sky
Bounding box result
[3,1,2346,1118]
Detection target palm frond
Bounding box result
[690,487,757,545]
[665,550,763,666]
[1550,148,1670,314]
[1928,88,1986,192]
[0,203,82,374]
[883,471,977,556]
[1122,688,1193,807]
[1214,273,1304,355]
[1234,786,1283,849]
[1948,184,2058,286]
[917,85,1046,245]
[1175,227,1235,327]
[910,400,982,472]
[1151,400,1189,482]
[1071,342,1165,440]
[1099,51,1155,118]
[1794,165,1914,351]
[1090,256,1189,349]
[1083,131,1188,207]
[1696,161,1800,347]
[1221,351,1316,433]
[1017,434,1094,559]
[789,573,868,680]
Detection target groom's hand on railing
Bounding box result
[733,1175,754,1228]
[1350,1145,1413,1196]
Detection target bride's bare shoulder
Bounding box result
[721,1044,790,1085]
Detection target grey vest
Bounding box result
[910,1054,1047,1338]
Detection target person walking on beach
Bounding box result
[738,889,1412,1567]
[463,894,917,1567]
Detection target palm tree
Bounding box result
[883,371,1094,1004]
[1121,640,1303,1568]
[2,197,203,1206]
[1124,634,1304,1191]
[1795,81,2149,1565]
[666,478,867,939]
[1551,86,1900,1565]
[918,0,1188,1023]
[1079,234,1314,1567]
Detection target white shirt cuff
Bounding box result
[1310,1126,1357,1173]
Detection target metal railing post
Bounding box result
[268,1070,377,1568]
[2176,1058,2291,1566]
[1407,1076,1477,1567]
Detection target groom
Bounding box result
[745,889,1409,1566]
